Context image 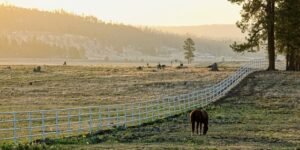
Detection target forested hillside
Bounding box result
[0,5,252,60]
[155,25,245,40]
[0,36,85,59]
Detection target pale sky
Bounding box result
[0,0,241,26]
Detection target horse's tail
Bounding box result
[188,110,194,123]
[189,110,195,123]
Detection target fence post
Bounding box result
[145,101,148,122]
[200,91,204,107]
[28,112,32,143]
[107,105,111,127]
[67,110,71,136]
[131,101,134,125]
[156,98,160,119]
[98,106,102,130]
[192,93,195,108]
[41,111,45,141]
[174,97,176,113]
[225,79,229,94]
[196,92,199,107]
[138,101,141,126]
[116,105,120,128]
[163,98,167,118]
[168,97,171,116]
[188,94,190,110]
[217,84,220,98]
[151,100,154,122]
[13,112,17,144]
[78,109,82,134]
[89,107,93,134]
[206,88,209,106]
[184,95,186,112]
[124,104,127,128]
[211,86,214,102]
[55,111,59,139]
[216,82,223,98]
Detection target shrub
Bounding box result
[137,66,143,71]
[33,66,42,72]
[0,143,55,150]
[176,63,188,69]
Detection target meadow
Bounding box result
[1,62,299,149]
[55,71,300,149]
[0,62,236,112]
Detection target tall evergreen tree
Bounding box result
[183,38,196,64]
[228,0,276,70]
[276,0,300,71]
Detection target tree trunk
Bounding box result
[267,0,276,71]
[296,53,300,71]
[289,51,295,71]
[286,52,290,70]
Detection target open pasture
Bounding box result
[58,71,300,149]
[0,63,237,112]
[0,62,239,143]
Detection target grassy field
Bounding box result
[1,63,299,149]
[47,71,300,149]
[0,63,236,112]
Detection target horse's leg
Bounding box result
[200,122,202,135]
[196,121,200,135]
[191,120,195,136]
[203,122,208,135]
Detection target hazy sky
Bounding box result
[0,0,241,26]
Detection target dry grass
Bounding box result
[56,71,300,149]
[0,62,238,143]
[0,63,236,112]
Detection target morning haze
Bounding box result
[0,1,253,63]
[0,0,241,26]
[0,0,299,149]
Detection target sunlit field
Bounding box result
[1,71,298,149]
[0,62,238,112]
[54,71,300,149]
[1,0,299,148]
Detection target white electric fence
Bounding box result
[0,59,271,143]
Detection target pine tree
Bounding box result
[228,0,276,70]
[276,0,300,71]
[183,38,196,64]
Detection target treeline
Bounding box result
[229,0,300,71]
[0,5,235,57]
[276,0,300,71]
[0,36,85,58]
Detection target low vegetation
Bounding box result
[33,66,42,72]
[44,71,299,149]
[0,63,236,111]
[1,65,298,149]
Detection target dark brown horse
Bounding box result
[190,109,209,135]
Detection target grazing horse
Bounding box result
[190,109,209,135]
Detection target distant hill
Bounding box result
[155,25,245,40]
[0,5,257,61]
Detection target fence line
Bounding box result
[0,59,273,143]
